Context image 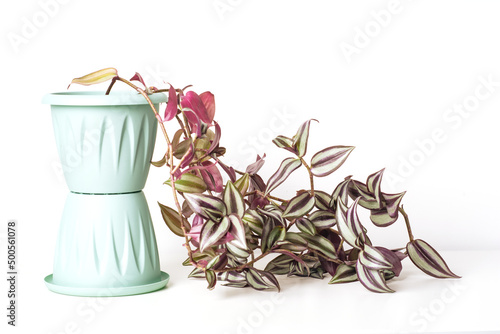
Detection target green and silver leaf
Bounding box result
[165,173,207,193]
[282,192,315,219]
[310,146,354,177]
[223,181,245,217]
[266,225,286,251]
[272,135,295,151]
[356,261,394,293]
[205,270,217,290]
[234,173,250,196]
[295,217,317,236]
[328,264,358,284]
[265,157,302,195]
[358,244,393,271]
[183,193,227,222]
[227,214,248,250]
[245,268,280,291]
[292,119,317,157]
[199,217,230,252]
[309,210,337,230]
[242,210,264,236]
[407,239,460,279]
[302,233,338,260]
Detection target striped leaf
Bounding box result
[328,264,358,284]
[376,246,404,277]
[302,234,338,260]
[356,261,394,293]
[314,191,332,211]
[348,180,379,209]
[158,202,188,237]
[226,242,251,259]
[165,173,207,193]
[188,267,205,278]
[358,244,393,271]
[205,254,222,270]
[220,270,246,284]
[272,135,296,154]
[292,119,317,157]
[183,193,227,222]
[345,197,369,247]
[309,210,337,230]
[265,158,302,195]
[336,198,367,249]
[295,218,316,236]
[285,232,308,247]
[199,217,231,252]
[310,146,355,177]
[282,192,315,219]
[264,254,294,275]
[223,181,245,217]
[366,169,384,207]
[205,270,217,290]
[407,239,460,279]
[245,268,280,291]
[258,204,286,226]
[227,214,247,250]
[266,225,286,250]
[272,250,310,272]
[234,173,250,196]
[242,210,264,236]
[318,229,344,274]
[68,67,118,88]
[330,176,351,208]
[369,192,405,227]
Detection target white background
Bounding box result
[1,0,499,333]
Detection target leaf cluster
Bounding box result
[69,68,460,293]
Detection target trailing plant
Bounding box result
[67,68,460,293]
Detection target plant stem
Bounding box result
[398,205,414,242]
[309,249,344,265]
[168,145,198,265]
[267,194,288,203]
[244,190,288,204]
[111,78,200,267]
[115,77,171,145]
[299,157,315,197]
[105,77,117,95]
[175,114,190,138]
[170,145,193,176]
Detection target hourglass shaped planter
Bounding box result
[43,91,169,296]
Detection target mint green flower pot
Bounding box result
[43,91,166,194]
[43,91,169,296]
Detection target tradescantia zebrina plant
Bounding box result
[68,68,460,293]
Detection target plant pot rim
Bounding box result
[42,91,167,106]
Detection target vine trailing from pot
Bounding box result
[67,68,460,293]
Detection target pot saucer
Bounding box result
[44,271,169,297]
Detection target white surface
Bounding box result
[11,251,500,333]
[1,0,500,333]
